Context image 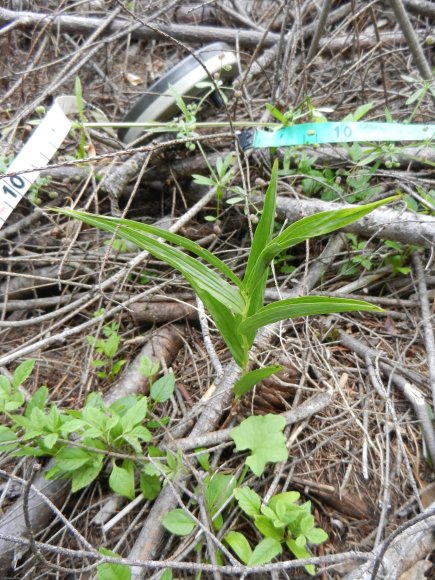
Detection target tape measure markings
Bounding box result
[241,122,435,150]
[0,97,75,229]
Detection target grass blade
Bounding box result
[240,296,383,336]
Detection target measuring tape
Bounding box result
[239,122,435,150]
[0,43,238,231]
[0,96,77,231]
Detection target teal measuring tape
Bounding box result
[239,122,435,150]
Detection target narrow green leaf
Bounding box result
[247,538,282,566]
[162,509,196,536]
[192,174,216,186]
[243,160,278,288]
[343,101,373,122]
[233,365,283,398]
[55,209,242,289]
[274,196,398,250]
[224,531,252,564]
[240,296,383,336]
[196,290,246,367]
[245,196,399,288]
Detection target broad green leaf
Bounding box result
[71,455,104,492]
[159,571,173,580]
[204,473,236,529]
[43,433,58,449]
[121,397,148,432]
[25,386,48,417]
[55,209,243,291]
[243,160,279,315]
[12,359,35,389]
[300,514,315,534]
[109,460,135,499]
[97,548,131,580]
[305,527,328,544]
[234,487,261,516]
[245,196,398,287]
[240,296,383,336]
[129,425,152,442]
[260,503,283,525]
[286,539,315,576]
[268,491,300,517]
[233,365,283,398]
[162,509,196,536]
[230,415,288,476]
[247,538,282,566]
[139,472,161,500]
[224,531,252,564]
[254,515,285,541]
[151,372,175,403]
[295,534,307,547]
[55,447,92,471]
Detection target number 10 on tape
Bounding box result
[0,97,77,230]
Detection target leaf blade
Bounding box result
[240,296,383,336]
[233,365,283,398]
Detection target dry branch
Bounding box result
[343,503,435,579]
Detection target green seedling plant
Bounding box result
[0,356,178,501]
[87,314,126,380]
[55,162,397,395]
[225,487,327,575]
[163,415,324,573]
[402,72,435,122]
[341,234,413,277]
[163,413,288,531]
[192,152,237,219]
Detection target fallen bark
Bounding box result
[0,325,183,574]
[271,196,435,249]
